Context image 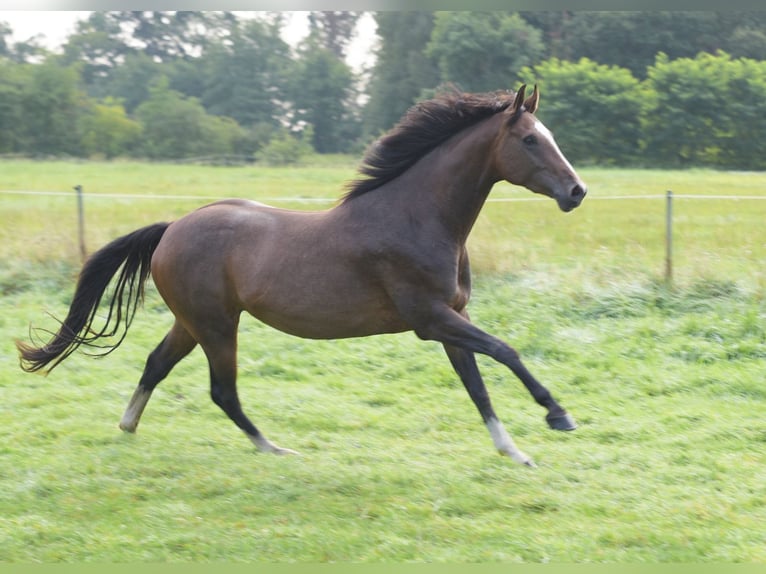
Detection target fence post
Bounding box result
[74,185,86,262]
[665,190,673,286]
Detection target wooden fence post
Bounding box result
[74,185,86,262]
[665,190,673,286]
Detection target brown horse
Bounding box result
[18,85,586,466]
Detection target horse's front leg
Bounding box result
[443,343,536,466]
[416,305,577,432]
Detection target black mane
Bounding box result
[344,89,517,202]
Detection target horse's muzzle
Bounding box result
[557,183,587,212]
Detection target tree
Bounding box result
[0,18,49,63]
[255,125,314,165]
[99,53,165,114]
[197,17,292,130]
[60,11,240,98]
[60,12,131,90]
[551,12,766,79]
[134,77,247,159]
[643,51,766,169]
[289,43,360,153]
[363,12,438,138]
[518,58,645,165]
[0,59,24,152]
[307,11,360,58]
[426,12,544,93]
[78,97,142,158]
[18,62,85,156]
[518,12,575,60]
[717,57,766,168]
[98,11,238,62]
[726,25,766,61]
[0,21,11,58]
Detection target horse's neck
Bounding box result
[341,116,501,246]
[407,116,501,243]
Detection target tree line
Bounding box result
[2,11,766,168]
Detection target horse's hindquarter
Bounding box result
[153,200,411,339]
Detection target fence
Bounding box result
[2,187,765,286]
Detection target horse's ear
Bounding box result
[523,84,539,114]
[511,84,527,114]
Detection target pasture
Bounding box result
[1,159,765,561]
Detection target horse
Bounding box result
[17,84,586,467]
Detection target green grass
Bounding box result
[1,160,765,562]
[1,160,764,290]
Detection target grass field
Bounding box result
[1,159,764,562]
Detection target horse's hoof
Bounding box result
[252,435,300,455]
[546,412,577,431]
[272,447,300,456]
[119,422,137,433]
[500,450,537,468]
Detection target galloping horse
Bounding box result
[18,85,586,466]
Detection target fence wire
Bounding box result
[2,189,766,203]
[3,187,763,284]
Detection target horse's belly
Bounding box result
[240,267,410,338]
[249,301,410,340]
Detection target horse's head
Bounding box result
[494,85,586,212]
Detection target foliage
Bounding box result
[78,98,142,159]
[643,51,766,169]
[59,12,130,89]
[0,59,24,152]
[363,12,438,139]
[290,45,360,153]
[95,53,165,114]
[518,58,645,165]
[196,18,292,130]
[63,11,239,66]
[0,19,47,63]
[519,11,766,78]
[17,63,84,156]
[307,11,361,58]
[426,12,544,93]
[134,78,247,160]
[0,21,9,57]
[4,12,766,167]
[254,126,315,165]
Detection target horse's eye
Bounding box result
[523,134,538,146]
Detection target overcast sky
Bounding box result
[2,10,90,47]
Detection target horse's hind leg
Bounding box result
[199,321,298,456]
[119,320,197,433]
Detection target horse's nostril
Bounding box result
[571,184,586,199]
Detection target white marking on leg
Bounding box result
[486,418,536,467]
[247,432,300,456]
[119,387,152,433]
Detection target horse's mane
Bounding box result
[344,88,517,202]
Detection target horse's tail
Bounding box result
[17,222,171,374]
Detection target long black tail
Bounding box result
[17,222,171,373]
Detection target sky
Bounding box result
[0,11,378,70]
[2,10,91,47]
